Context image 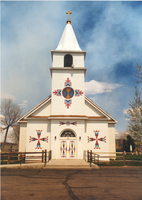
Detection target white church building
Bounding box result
[18,12,117,160]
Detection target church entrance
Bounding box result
[60,130,76,159]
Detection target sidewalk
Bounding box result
[0,162,45,169]
[0,159,100,169]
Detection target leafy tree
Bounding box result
[127,87,142,146]
[0,99,22,151]
[127,135,135,151]
[123,135,135,152]
[134,63,142,83]
[123,139,129,152]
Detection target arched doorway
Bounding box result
[60,129,76,159]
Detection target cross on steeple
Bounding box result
[66,10,72,24]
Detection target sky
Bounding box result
[1,1,142,132]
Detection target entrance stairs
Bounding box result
[44,159,100,169]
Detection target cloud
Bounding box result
[84,2,142,84]
[1,92,16,100]
[123,108,133,115]
[0,126,14,143]
[18,100,28,108]
[1,1,142,132]
[123,108,131,121]
[123,108,128,115]
[85,80,122,95]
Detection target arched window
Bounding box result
[61,130,75,137]
[64,54,73,67]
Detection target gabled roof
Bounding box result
[18,95,117,124]
[56,23,82,51]
[17,95,51,122]
[85,96,117,123]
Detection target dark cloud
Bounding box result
[113,61,136,84]
[1,1,142,131]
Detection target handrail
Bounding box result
[84,150,99,167]
[84,150,142,166]
[0,150,52,166]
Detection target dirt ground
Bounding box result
[1,167,142,200]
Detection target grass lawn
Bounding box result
[116,154,142,160]
[98,154,142,166]
[99,161,142,167]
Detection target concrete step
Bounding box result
[44,164,100,169]
[45,165,89,168]
[44,159,100,169]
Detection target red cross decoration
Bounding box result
[53,78,83,109]
[87,130,106,149]
[29,130,48,149]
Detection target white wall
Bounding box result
[51,70,85,115]
[19,123,27,152]
[26,119,50,152]
[19,118,116,161]
[31,100,51,116]
[108,123,116,154]
[86,120,110,161]
[85,101,104,116]
[52,52,85,68]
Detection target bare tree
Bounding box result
[0,99,22,151]
[10,123,20,143]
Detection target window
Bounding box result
[64,54,73,67]
[61,130,75,137]
[62,87,74,99]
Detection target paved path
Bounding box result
[1,167,142,200]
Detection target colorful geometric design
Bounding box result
[29,130,48,149]
[59,121,77,126]
[59,121,66,126]
[65,78,72,86]
[65,99,72,108]
[87,130,106,149]
[61,130,76,137]
[60,141,67,158]
[69,141,75,158]
[53,89,61,96]
[62,87,74,99]
[53,77,83,109]
[60,140,76,158]
[75,90,84,96]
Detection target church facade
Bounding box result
[18,13,117,160]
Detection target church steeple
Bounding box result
[50,12,87,115]
[56,11,81,51]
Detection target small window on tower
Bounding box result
[64,54,73,67]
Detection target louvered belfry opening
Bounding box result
[64,54,73,67]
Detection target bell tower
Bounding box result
[50,11,87,115]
